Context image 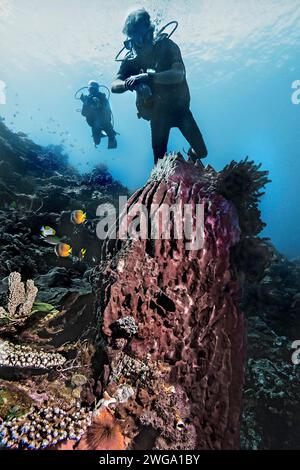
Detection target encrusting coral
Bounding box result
[0,272,38,320]
[0,339,66,369]
[0,403,92,449]
[111,316,138,338]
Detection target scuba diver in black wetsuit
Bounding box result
[111,9,207,165]
[80,80,117,149]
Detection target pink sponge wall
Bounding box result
[94,154,245,450]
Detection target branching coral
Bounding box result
[214,157,270,237]
[0,340,66,369]
[0,272,38,320]
[0,403,92,449]
[214,158,272,281]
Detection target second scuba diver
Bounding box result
[111,9,207,165]
[80,80,117,149]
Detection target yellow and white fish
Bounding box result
[41,226,56,237]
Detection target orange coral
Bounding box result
[77,407,125,450]
[55,440,77,450]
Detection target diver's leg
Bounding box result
[92,115,103,147]
[178,109,208,161]
[107,135,117,149]
[150,116,171,165]
[103,122,117,149]
[92,126,101,146]
[100,108,117,149]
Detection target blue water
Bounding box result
[0,0,300,258]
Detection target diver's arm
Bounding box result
[152,62,185,85]
[111,78,127,94]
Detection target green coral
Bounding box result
[0,385,32,421]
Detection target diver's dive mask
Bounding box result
[123,27,154,52]
[115,21,178,62]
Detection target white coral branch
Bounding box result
[7,272,25,317]
[0,272,38,320]
[18,279,38,317]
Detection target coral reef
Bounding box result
[0,120,129,280]
[0,121,126,449]
[0,120,299,450]
[214,157,270,237]
[240,246,300,449]
[212,158,272,283]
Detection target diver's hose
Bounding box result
[74,87,88,100]
[115,46,135,63]
[155,21,178,41]
[99,85,111,101]
[74,85,111,101]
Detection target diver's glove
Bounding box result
[125,73,149,91]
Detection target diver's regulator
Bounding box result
[115,21,178,62]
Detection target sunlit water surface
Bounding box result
[0,0,300,258]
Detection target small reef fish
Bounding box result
[79,248,87,260]
[176,419,186,431]
[40,226,56,237]
[54,243,72,258]
[42,235,61,246]
[71,210,87,225]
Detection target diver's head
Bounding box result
[88,80,100,95]
[123,9,154,55]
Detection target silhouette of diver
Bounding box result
[81,81,117,149]
[111,9,207,165]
